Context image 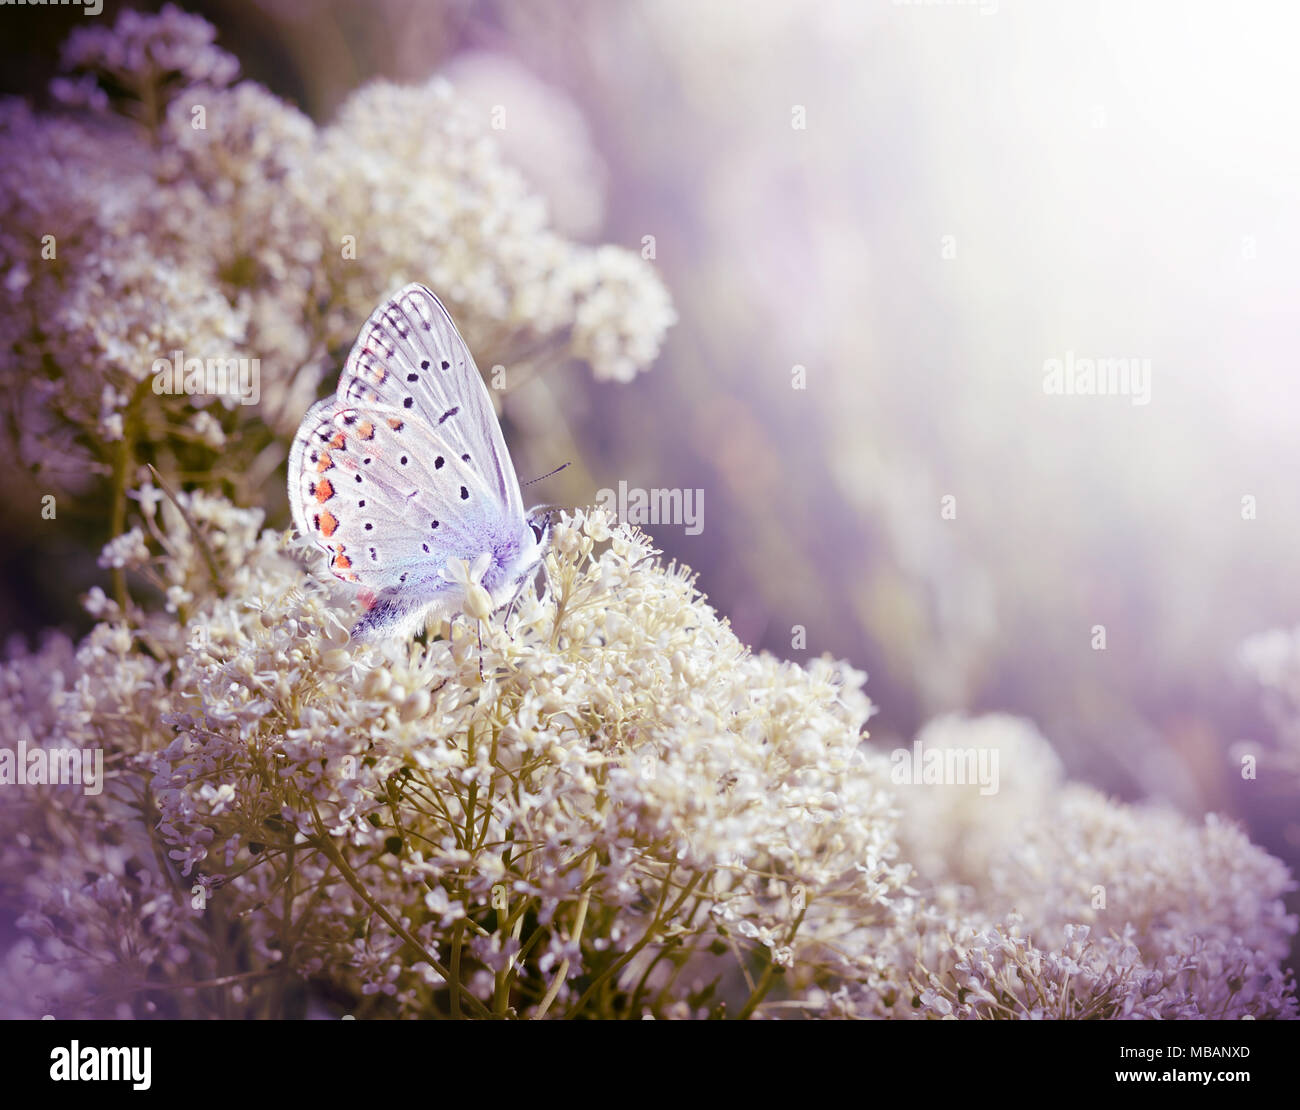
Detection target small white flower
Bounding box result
[444,554,494,621]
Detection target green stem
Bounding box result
[109,425,132,612]
[536,850,600,1019]
[564,868,703,1019]
[736,905,807,1020]
[449,919,465,1019]
[148,464,222,590]
[307,803,489,1019]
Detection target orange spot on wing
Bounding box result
[357,421,375,440]
[315,478,334,503]
[318,511,339,538]
[330,431,346,449]
[316,451,333,473]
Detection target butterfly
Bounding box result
[288,283,553,641]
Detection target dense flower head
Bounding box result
[53,3,240,119]
[1,494,1294,1018]
[866,713,1298,1019]
[0,500,910,1017]
[0,5,673,520]
[60,4,240,93]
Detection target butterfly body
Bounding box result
[288,284,551,640]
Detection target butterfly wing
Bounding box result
[337,283,526,525]
[291,400,516,577]
[288,284,532,640]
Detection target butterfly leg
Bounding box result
[501,597,519,643]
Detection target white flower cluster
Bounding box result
[0,4,673,513]
[441,50,610,239]
[858,713,1298,1019]
[56,4,240,105]
[1,497,1294,1019]
[0,499,908,1017]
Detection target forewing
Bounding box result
[337,283,525,523]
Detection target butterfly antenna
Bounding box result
[522,462,570,489]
